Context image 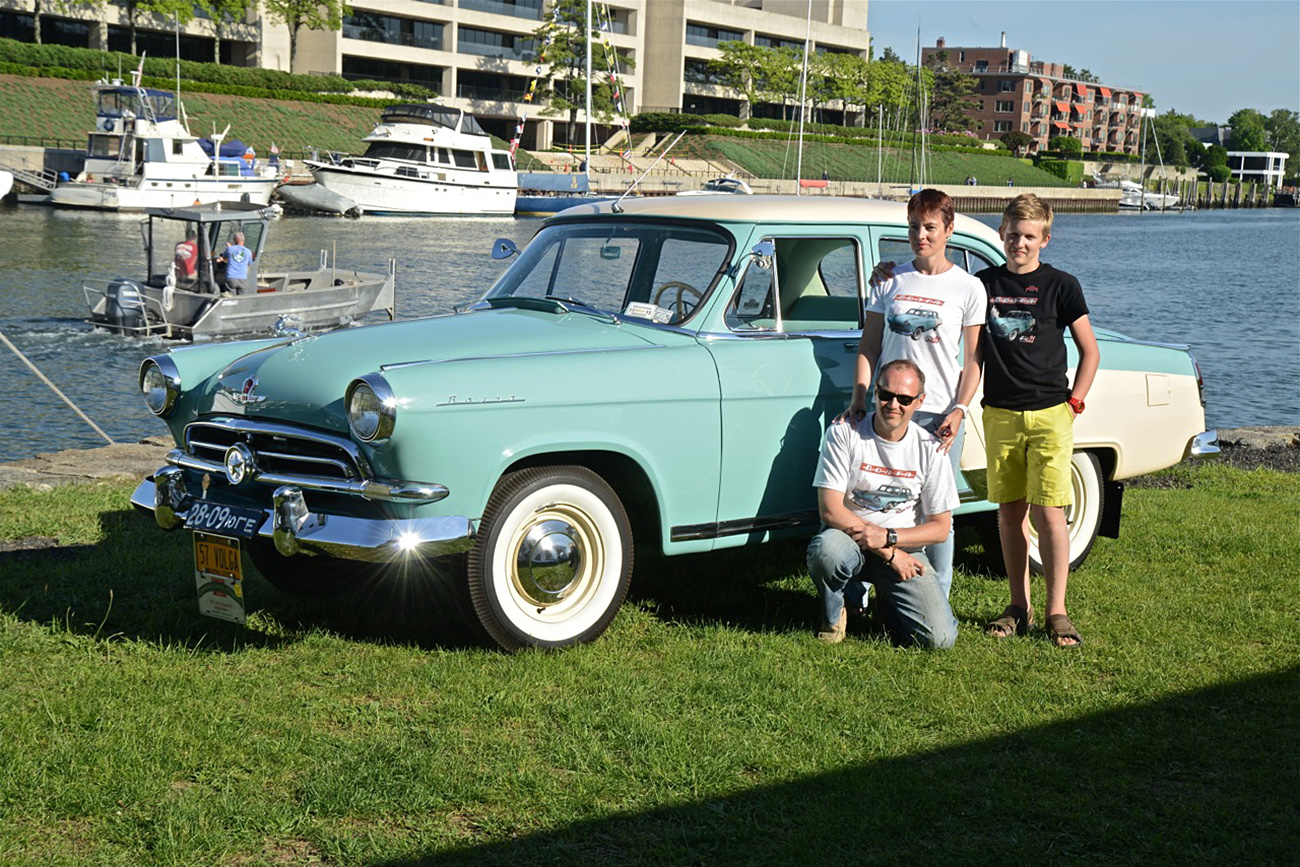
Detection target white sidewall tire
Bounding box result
[469,467,631,651]
[1028,451,1103,574]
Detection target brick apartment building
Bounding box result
[922,35,1145,156]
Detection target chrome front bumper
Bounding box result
[131,467,475,562]
[1188,430,1221,459]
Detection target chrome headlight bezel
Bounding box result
[139,356,181,417]
[346,373,397,443]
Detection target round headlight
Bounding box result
[346,374,396,442]
[139,357,180,417]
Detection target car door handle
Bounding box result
[843,342,859,352]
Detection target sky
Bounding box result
[865,0,1300,123]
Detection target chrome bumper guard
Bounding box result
[132,467,475,562]
[1188,430,1221,459]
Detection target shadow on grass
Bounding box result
[0,506,481,653]
[374,665,1300,865]
[0,506,1003,653]
[629,525,1002,635]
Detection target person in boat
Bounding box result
[173,227,198,287]
[841,188,986,604]
[218,232,252,295]
[808,359,959,649]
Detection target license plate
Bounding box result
[194,531,246,624]
[183,501,264,540]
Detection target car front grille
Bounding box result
[184,417,370,482]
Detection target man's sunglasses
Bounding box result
[876,388,921,407]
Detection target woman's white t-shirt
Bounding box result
[867,262,987,414]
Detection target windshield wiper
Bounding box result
[482,295,618,323]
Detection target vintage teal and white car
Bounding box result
[131,196,1218,650]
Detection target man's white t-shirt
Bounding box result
[867,262,987,414]
[812,415,958,542]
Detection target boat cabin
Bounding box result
[140,202,273,294]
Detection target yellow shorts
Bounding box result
[982,403,1075,507]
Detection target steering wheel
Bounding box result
[652,281,703,319]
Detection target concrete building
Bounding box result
[921,34,1145,156]
[0,0,870,150]
[1225,152,1289,189]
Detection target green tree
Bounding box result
[80,0,200,56]
[530,0,635,142]
[263,0,347,71]
[1001,130,1035,156]
[924,49,979,133]
[710,41,800,120]
[880,46,903,64]
[1226,108,1268,151]
[1049,135,1082,157]
[1265,108,1300,175]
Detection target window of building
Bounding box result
[994,121,1012,133]
[458,0,543,20]
[345,13,444,51]
[754,33,801,50]
[999,80,1015,92]
[459,25,534,59]
[975,60,988,72]
[342,56,443,92]
[685,22,743,48]
[684,58,724,85]
[995,100,1015,113]
[959,50,966,62]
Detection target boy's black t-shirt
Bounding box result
[975,262,1089,411]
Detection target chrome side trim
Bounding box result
[1188,430,1221,459]
[131,478,475,560]
[164,448,449,504]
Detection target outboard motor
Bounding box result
[104,279,148,334]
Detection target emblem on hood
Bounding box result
[236,376,267,405]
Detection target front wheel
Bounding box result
[467,466,632,651]
[1028,451,1104,573]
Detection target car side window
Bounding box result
[727,237,863,333]
[726,249,776,331]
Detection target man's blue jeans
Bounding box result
[807,527,958,649]
[912,409,967,599]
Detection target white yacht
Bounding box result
[49,80,278,211]
[305,104,517,216]
[1117,179,1180,211]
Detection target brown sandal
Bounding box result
[1046,614,1083,647]
[986,604,1034,637]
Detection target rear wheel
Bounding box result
[467,466,632,651]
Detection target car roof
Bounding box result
[551,195,1001,246]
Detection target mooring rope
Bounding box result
[0,328,116,445]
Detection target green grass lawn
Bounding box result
[1,460,1296,865]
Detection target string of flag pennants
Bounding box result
[509,3,633,161]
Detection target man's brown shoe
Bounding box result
[817,608,847,644]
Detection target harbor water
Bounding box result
[0,205,1296,465]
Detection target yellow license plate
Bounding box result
[193,532,246,624]
[194,532,243,580]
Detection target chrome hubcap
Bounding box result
[514,518,582,607]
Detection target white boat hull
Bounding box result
[49,178,276,211]
[310,165,516,215]
[0,170,12,199]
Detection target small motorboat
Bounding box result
[84,202,395,340]
[677,176,753,196]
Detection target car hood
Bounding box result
[199,308,666,430]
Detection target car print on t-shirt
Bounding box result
[887,307,942,341]
[988,305,1036,341]
[850,483,913,513]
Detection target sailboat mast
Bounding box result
[794,0,812,194]
[584,0,592,176]
[909,25,921,189]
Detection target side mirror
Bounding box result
[491,238,520,260]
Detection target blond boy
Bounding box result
[978,194,1100,647]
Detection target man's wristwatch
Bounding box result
[1067,397,1085,415]
[885,528,898,548]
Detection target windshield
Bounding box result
[486,221,734,324]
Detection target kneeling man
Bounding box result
[808,359,959,648]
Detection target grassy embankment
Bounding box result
[2,73,1061,185]
[0,459,1296,864]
